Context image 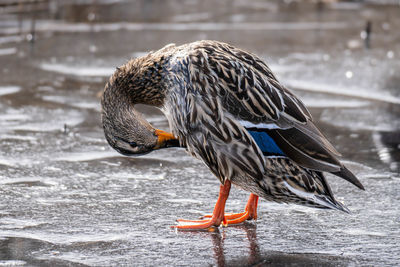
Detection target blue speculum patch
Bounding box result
[248,130,285,156]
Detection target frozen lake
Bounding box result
[0,0,399,266]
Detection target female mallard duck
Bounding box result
[101,40,364,230]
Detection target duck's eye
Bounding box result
[129,141,138,148]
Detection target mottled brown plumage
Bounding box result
[101,40,364,229]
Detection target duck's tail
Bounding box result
[264,157,351,213]
[282,180,350,213]
[313,194,350,213]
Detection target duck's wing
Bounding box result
[188,41,364,190]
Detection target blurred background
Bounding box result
[0,0,399,266]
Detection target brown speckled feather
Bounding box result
[164,40,363,190]
[102,40,364,212]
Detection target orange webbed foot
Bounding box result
[172,180,232,230]
[202,193,259,225]
[171,217,228,230]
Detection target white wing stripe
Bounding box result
[239,120,282,130]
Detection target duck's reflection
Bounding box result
[210,223,260,267]
[210,229,225,267]
[207,223,351,266]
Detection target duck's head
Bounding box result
[102,103,179,155]
[101,59,178,156]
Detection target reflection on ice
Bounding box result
[373,133,393,164]
[39,63,114,77]
[0,86,20,96]
[330,2,363,10]
[166,198,202,204]
[320,108,400,132]
[42,95,100,111]
[339,228,387,237]
[0,230,131,246]
[0,218,45,230]
[372,132,400,172]
[173,12,211,22]
[0,113,30,123]
[110,172,166,181]
[0,133,37,140]
[302,98,370,108]
[0,177,52,187]
[71,101,100,110]
[0,260,27,266]
[5,108,84,132]
[0,35,23,45]
[4,21,353,35]
[0,158,15,166]
[0,47,17,56]
[55,151,120,162]
[286,79,400,105]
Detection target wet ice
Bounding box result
[0,0,399,266]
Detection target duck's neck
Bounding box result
[106,54,169,108]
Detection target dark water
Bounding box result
[0,0,399,266]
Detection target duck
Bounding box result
[101,40,364,230]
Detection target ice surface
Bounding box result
[39,63,114,77]
[0,0,399,266]
[0,86,20,96]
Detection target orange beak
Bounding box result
[154,129,179,149]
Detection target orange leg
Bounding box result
[203,193,259,225]
[172,180,232,230]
